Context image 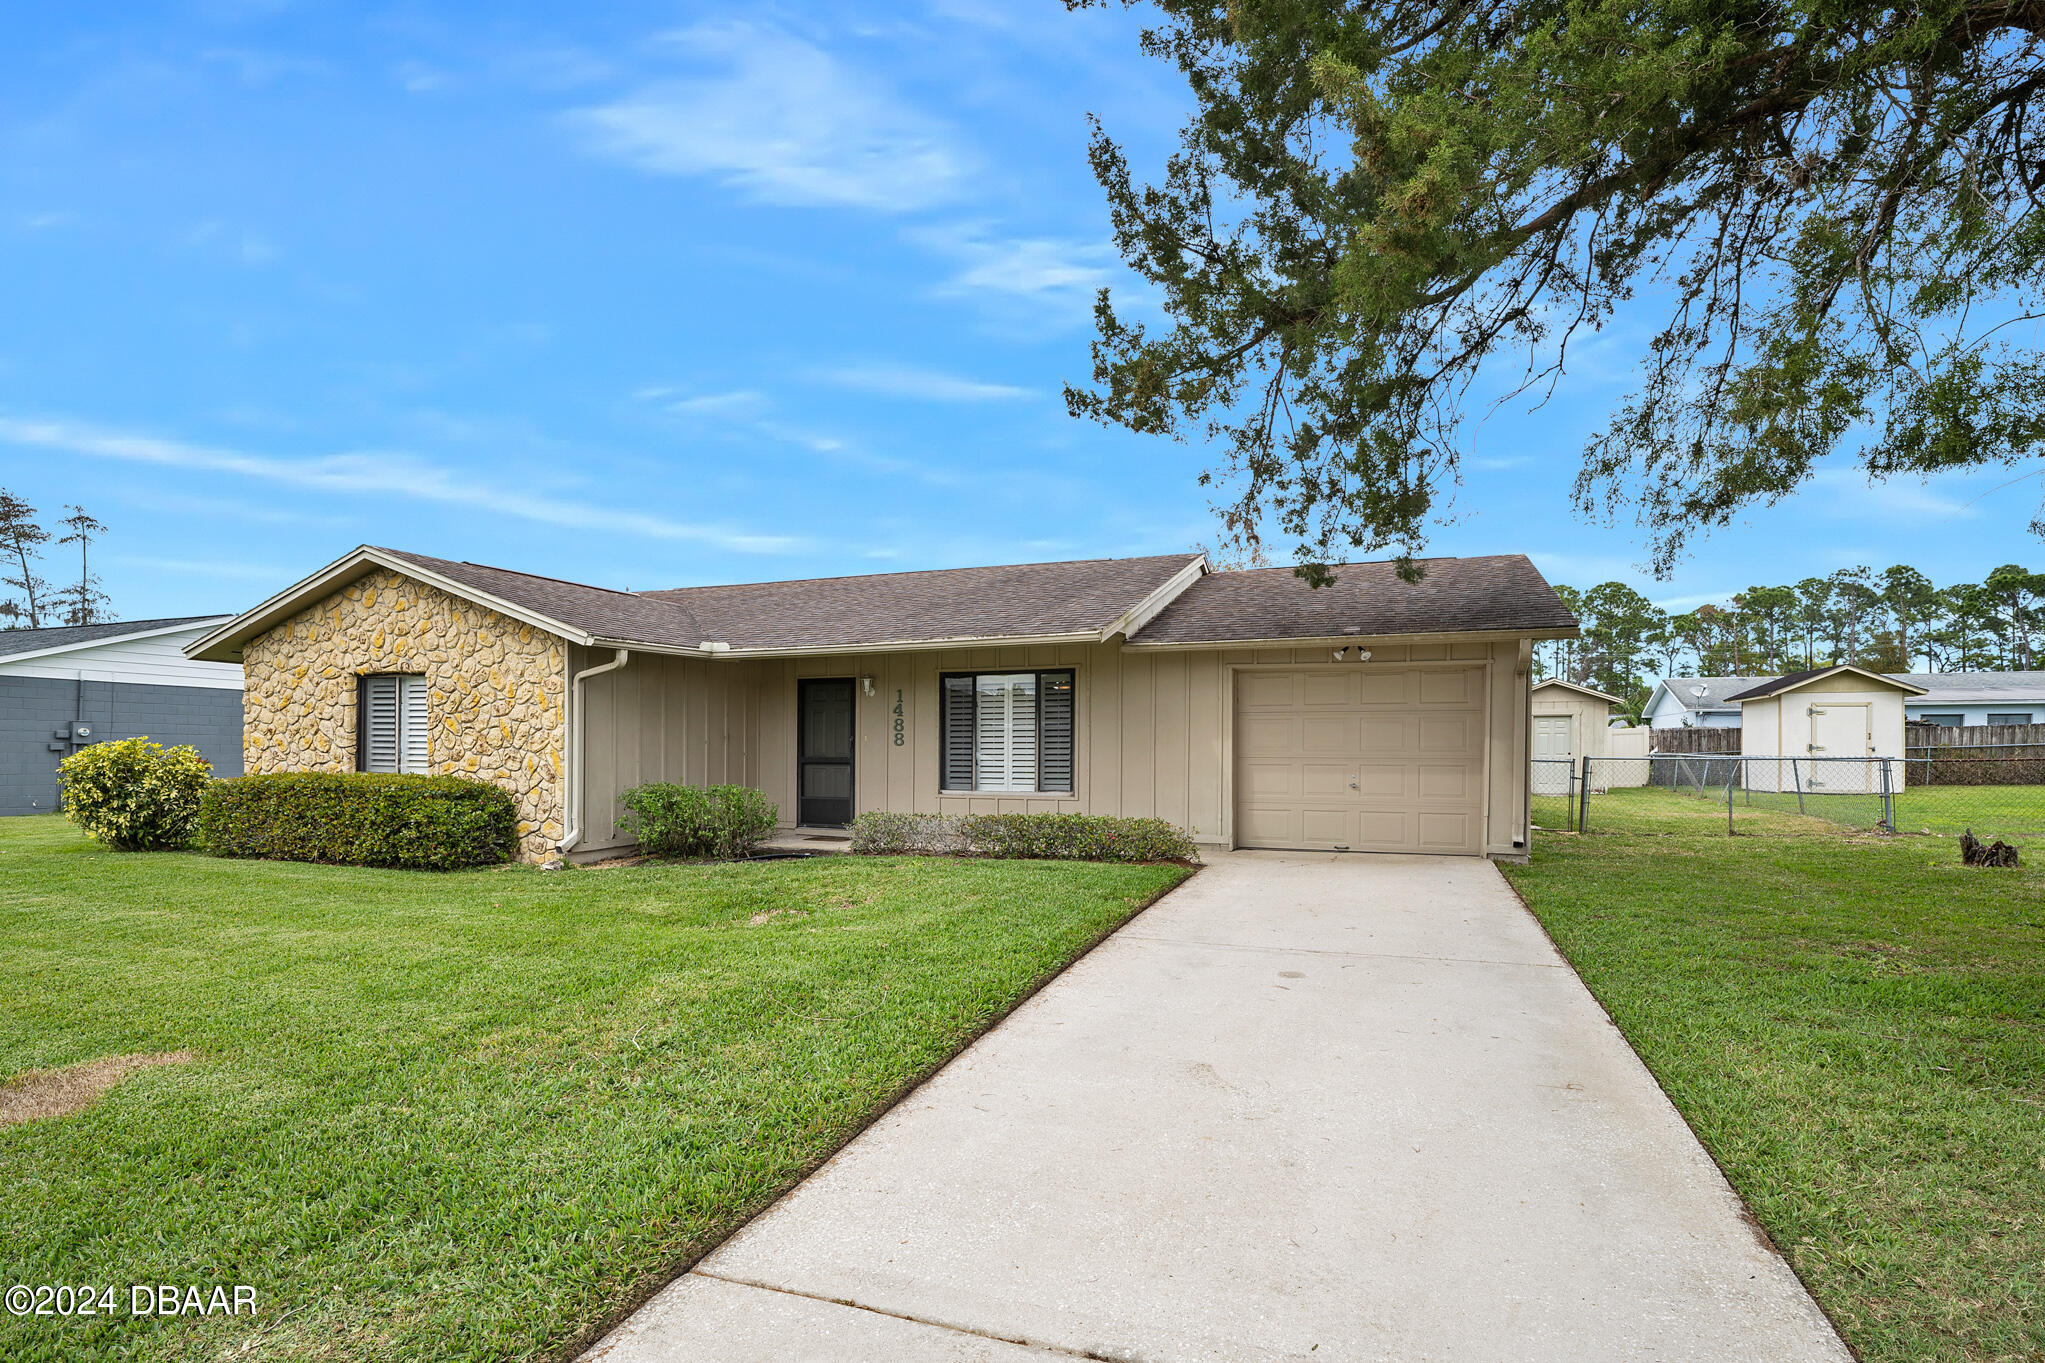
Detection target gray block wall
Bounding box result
[0,677,244,816]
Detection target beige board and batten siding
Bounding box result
[568,646,764,854]
[1738,672,1914,794]
[1530,685,1612,761]
[731,636,1527,855]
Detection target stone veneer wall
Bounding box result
[240,568,568,861]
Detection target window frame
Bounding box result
[938,668,1076,796]
[1987,712,2033,726]
[357,671,430,774]
[1913,712,1966,727]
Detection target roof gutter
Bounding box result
[556,648,630,860]
[1120,626,1580,652]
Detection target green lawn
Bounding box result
[1556,781,2045,843]
[0,816,1189,1361]
[1505,813,2045,1362]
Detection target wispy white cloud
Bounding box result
[569,21,968,211]
[914,222,1113,306]
[662,388,769,418]
[1471,454,1532,471]
[0,416,804,554]
[813,361,1031,402]
[185,218,278,266]
[1804,468,1977,520]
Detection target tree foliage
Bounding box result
[1069,0,2045,579]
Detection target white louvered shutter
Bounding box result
[398,675,430,773]
[974,673,1038,792]
[362,675,399,772]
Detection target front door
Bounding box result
[798,678,856,826]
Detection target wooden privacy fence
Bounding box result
[1649,727,1741,754]
[1905,722,2045,749]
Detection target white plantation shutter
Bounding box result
[361,674,429,774]
[362,675,399,772]
[398,675,430,773]
[974,673,1038,792]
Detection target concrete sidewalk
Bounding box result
[584,851,1851,1363]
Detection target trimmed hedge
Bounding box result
[619,783,778,859]
[198,772,519,870]
[846,811,970,856]
[58,737,213,851]
[849,810,1199,864]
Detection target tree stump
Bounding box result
[1960,829,2021,868]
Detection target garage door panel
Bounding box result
[1300,807,1352,844]
[1235,666,1486,855]
[1419,669,1481,705]
[1301,764,1355,797]
[1301,717,1353,753]
[1241,761,1299,799]
[1417,763,1476,800]
[1358,718,1407,752]
[1356,764,1409,797]
[1357,673,1410,705]
[1415,810,1477,851]
[1417,715,1479,752]
[1236,673,1297,707]
[1299,673,1352,706]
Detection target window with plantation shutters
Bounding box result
[939,670,1074,794]
[359,674,430,774]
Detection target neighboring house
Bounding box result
[1653,670,2045,730]
[1730,666,1923,792]
[1643,676,1775,728]
[0,616,244,816]
[187,546,1579,863]
[1897,672,2045,727]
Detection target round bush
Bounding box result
[58,737,213,851]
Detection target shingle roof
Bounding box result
[1725,665,1925,701]
[373,549,709,650]
[0,615,227,659]
[639,554,1201,650]
[1127,554,1577,645]
[1655,676,1777,712]
[1899,671,2045,703]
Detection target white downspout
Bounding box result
[557,648,630,858]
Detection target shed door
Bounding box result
[1531,715,1574,795]
[1234,667,1487,854]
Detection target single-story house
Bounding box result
[1529,679,1619,794]
[186,546,1579,863]
[1654,670,2045,731]
[1897,672,2045,727]
[1730,665,1923,792]
[1643,676,1775,728]
[0,615,244,815]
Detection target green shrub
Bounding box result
[198,772,518,870]
[848,811,971,855]
[849,810,1198,863]
[960,813,1200,864]
[619,783,778,859]
[58,737,213,850]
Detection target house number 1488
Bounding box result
[892,689,905,746]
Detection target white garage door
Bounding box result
[1234,667,1487,854]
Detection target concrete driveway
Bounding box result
[585,851,1851,1363]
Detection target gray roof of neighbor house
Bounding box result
[0,615,228,660]
[1126,555,1578,645]
[639,553,1205,650]
[1899,671,2045,703]
[1652,676,1777,714]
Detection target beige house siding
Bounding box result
[1739,680,1912,792]
[240,568,569,861]
[673,636,1528,855]
[569,647,764,854]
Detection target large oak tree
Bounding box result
[1067,0,2045,580]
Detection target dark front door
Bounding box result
[798,678,856,826]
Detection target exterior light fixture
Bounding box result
[860,675,877,697]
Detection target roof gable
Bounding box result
[1534,678,1621,704]
[1727,665,1928,702]
[0,616,230,665]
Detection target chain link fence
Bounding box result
[1557,752,2045,842]
[1530,757,1578,831]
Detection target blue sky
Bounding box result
[1,0,2038,623]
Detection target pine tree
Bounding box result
[51,505,111,626]
[0,489,50,628]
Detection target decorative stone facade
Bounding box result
[240,568,568,861]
